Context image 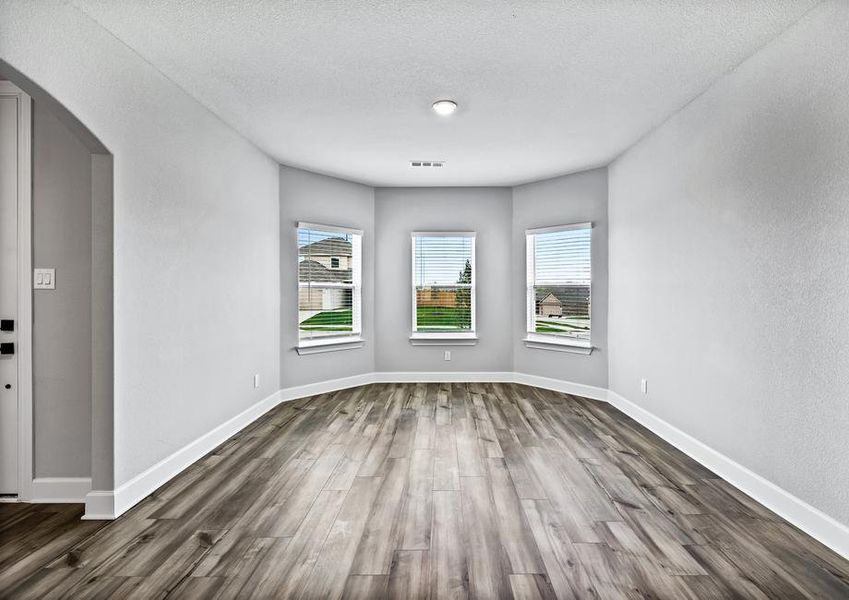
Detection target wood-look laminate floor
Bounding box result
[2,383,848,599]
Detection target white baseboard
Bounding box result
[85,389,287,520]
[279,370,517,391]
[512,372,608,402]
[370,371,608,402]
[279,373,376,401]
[81,490,115,520]
[30,477,91,503]
[374,371,514,383]
[607,390,849,560]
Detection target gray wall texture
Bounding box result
[512,169,608,388]
[32,100,92,478]
[90,153,114,490]
[279,166,375,387]
[608,0,849,526]
[374,188,513,373]
[1,1,281,487]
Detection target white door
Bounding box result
[0,88,22,495]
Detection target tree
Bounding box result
[457,259,472,285]
[455,259,472,329]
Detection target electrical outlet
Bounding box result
[444,350,451,361]
[253,374,260,388]
[640,378,648,394]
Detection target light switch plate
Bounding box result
[34,268,55,290]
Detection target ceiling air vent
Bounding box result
[410,160,445,168]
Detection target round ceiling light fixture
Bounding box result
[432,99,458,116]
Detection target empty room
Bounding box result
[1,1,848,598]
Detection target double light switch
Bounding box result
[34,268,56,290]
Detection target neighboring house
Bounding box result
[298,237,353,311]
[538,292,562,317]
[298,237,352,271]
[298,259,352,311]
[535,286,590,317]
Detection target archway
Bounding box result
[0,60,113,512]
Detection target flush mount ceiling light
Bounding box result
[432,99,457,116]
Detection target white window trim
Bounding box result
[296,222,363,353]
[525,222,592,235]
[409,332,478,346]
[410,231,477,344]
[525,222,593,352]
[523,333,593,354]
[298,221,363,236]
[296,336,365,355]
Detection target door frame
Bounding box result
[0,81,33,501]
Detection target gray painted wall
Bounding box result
[90,153,114,490]
[374,188,513,373]
[279,166,375,388]
[609,0,849,526]
[512,169,608,388]
[1,2,281,487]
[32,100,92,478]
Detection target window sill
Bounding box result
[523,335,594,355]
[296,337,364,355]
[409,333,479,346]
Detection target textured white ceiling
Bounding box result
[73,0,816,186]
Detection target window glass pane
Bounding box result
[299,286,353,334]
[533,285,590,340]
[298,227,360,340]
[529,226,591,341]
[298,229,354,285]
[414,236,473,287]
[415,286,472,331]
[534,228,591,285]
[413,234,474,333]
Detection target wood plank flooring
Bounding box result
[2,382,848,599]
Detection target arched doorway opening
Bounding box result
[0,60,113,512]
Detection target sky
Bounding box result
[414,236,473,286]
[533,228,591,284]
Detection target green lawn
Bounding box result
[416,306,471,331]
[299,306,472,333]
[300,308,352,332]
[535,324,568,333]
[301,307,585,337]
[535,316,590,338]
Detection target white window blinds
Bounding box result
[411,232,476,334]
[526,223,591,342]
[297,223,362,342]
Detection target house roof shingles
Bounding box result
[299,237,352,257]
[299,259,352,283]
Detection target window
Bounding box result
[297,222,362,350]
[411,232,476,341]
[526,223,592,349]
